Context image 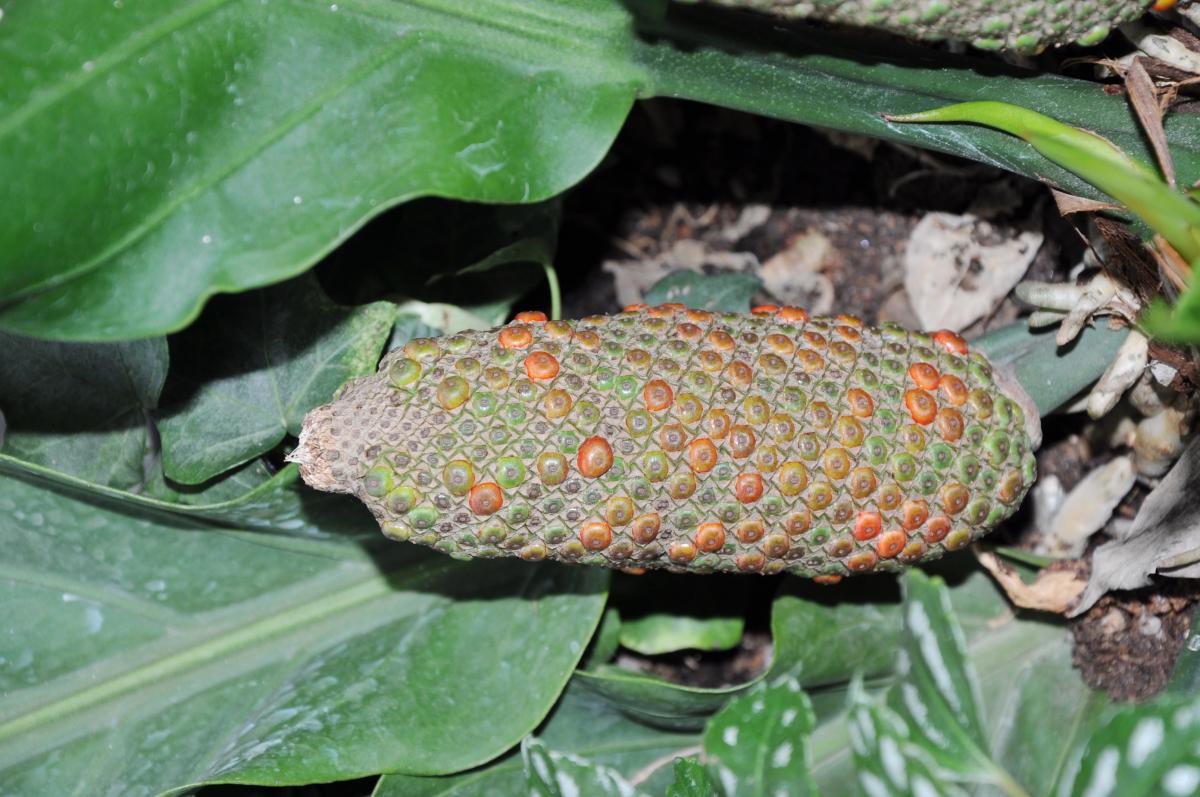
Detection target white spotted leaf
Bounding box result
[1061,700,1200,797]
[702,675,817,797]
[888,570,995,781]
[522,736,650,797]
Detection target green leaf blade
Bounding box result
[0,473,607,792]
[703,676,818,797]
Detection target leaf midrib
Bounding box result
[0,557,455,766]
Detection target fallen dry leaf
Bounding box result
[977,551,1087,614]
[1071,434,1200,616]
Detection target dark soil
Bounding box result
[557,97,1194,699]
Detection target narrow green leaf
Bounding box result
[0,334,167,490]
[703,675,817,797]
[666,758,720,797]
[1062,700,1200,797]
[619,615,744,656]
[644,271,762,313]
[157,276,394,484]
[885,101,1200,264]
[582,608,623,670]
[522,737,651,797]
[0,473,607,793]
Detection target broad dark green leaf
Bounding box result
[8,1,1200,341]
[703,676,817,797]
[0,1,632,341]
[0,333,167,490]
[0,472,607,793]
[666,758,720,797]
[157,276,394,484]
[644,271,761,314]
[374,682,700,796]
[1062,699,1200,797]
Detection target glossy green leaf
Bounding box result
[576,574,901,729]
[666,758,720,797]
[703,676,818,797]
[1061,699,1200,797]
[0,454,374,541]
[157,276,394,484]
[0,1,632,341]
[619,614,744,656]
[0,472,607,793]
[644,271,762,313]
[375,682,700,797]
[973,321,1131,417]
[10,2,1200,340]
[0,334,167,490]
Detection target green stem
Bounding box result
[543,261,562,320]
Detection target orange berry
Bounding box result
[778,306,809,322]
[908,362,940,390]
[695,522,726,552]
[813,574,843,585]
[468,482,503,516]
[579,520,613,551]
[904,388,937,425]
[498,326,533,349]
[925,516,952,543]
[734,473,764,504]
[726,360,753,388]
[643,379,674,412]
[936,407,965,442]
[877,530,907,558]
[623,303,648,312]
[932,329,968,355]
[939,374,968,406]
[669,541,698,563]
[577,436,614,478]
[524,351,560,381]
[631,513,661,544]
[846,388,874,418]
[708,330,735,350]
[751,304,779,314]
[689,438,719,473]
[901,499,929,531]
[735,519,765,544]
[514,310,547,323]
[543,388,573,419]
[853,511,882,541]
[676,322,703,341]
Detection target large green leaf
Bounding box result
[156,276,394,484]
[374,681,700,796]
[0,0,634,341]
[8,1,1200,341]
[0,472,607,794]
[0,334,167,490]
